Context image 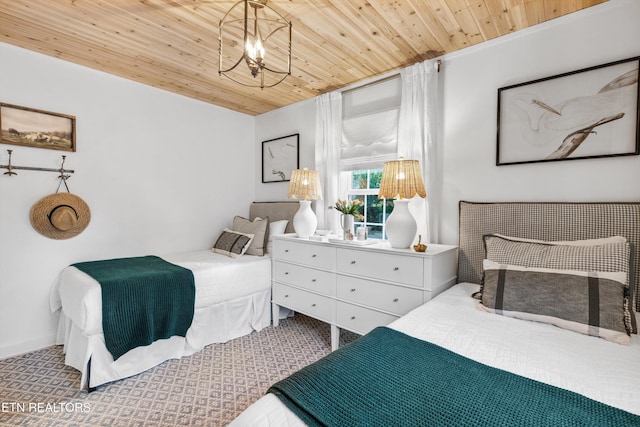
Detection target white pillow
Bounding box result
[266,220,289,254]
[268,220,289,240]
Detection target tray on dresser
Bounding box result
[327,238,380,246]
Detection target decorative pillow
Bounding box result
[232,216,269,256]
[473,234,630,300]
[480,260,630,345]
[266,220,289,254]
[481,234,635,334]
[269,220,289,238]
[489,234,628,246]
[483,234,631,281]
[212,228,254,258]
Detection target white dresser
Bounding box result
[271,235,458,350]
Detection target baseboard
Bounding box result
[0,334,57,360]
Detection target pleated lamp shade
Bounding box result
[378,159,426,200]
[287,169,323,201]
[378,159,425,249]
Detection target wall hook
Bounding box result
[3,149,17,176]
[1,149,75,177]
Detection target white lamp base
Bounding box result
[292,200,317,238]
[385,199,416,249]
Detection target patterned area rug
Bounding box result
[0,315,358,426]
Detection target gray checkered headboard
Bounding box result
[458,201,640,311]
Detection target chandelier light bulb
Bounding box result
[219,0,291,89]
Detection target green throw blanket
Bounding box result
[73,256,195,360]
[269,327,640,427]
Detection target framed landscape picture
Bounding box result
[0,103,76,152]
[497,56,639,166]
[262,133,299,183]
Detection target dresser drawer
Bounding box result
[273,261,335,295]
[273,239,335,270]
[336,275,423,315]
[336,248,423,287]
[336,301,398,335]
[272,283,334,323]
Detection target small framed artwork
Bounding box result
[262,133,299,183]
[0,103,76,152]
[497,56,639,166]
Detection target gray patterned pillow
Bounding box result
[212,228,254,258]
[481,260,629,344]
[481,234,635,335]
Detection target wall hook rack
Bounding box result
[1,149,75,177]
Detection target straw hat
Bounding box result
[30,192,91,239]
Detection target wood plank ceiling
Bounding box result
[0,0,607,116]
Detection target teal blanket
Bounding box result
[269,327,640,427]
[73,256,195,360]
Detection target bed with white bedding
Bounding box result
[230,201,640,426]
[50,201,299,389]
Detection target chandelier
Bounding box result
[218,0,292,89]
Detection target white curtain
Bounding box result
[397,59,440,244]
[315,92,342,234]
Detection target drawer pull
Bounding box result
[350,288,356,292]
[311,279,317,282]
[311,303,317,307]
[285,249,289,253]
[312,254,317,258]
[284,294,289,298]
[351,316,356,320]
[393,298,399,303]
[284,272,289,275]
[393,267,399,271]
[350,260,356,264]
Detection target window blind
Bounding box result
[341,75,401,171]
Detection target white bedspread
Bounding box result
[50,250,271,335]
[230,282,640,426]
[51,250,273,388]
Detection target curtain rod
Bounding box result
[340,59,441,95]
[340,73,400,95]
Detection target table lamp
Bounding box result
[378,158,426,248]
[287,168,322,238]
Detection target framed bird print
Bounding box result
[497,56,639,166]
[262,133,299,183]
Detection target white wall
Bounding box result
[438,0,640,244]
[254,98,316,202]
[252,0,640,247]
[0,43,255,357]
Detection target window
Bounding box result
[340,75,401,241]
[346,169,394,239]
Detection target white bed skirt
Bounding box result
[57,289,271,389]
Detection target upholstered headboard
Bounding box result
[249,201,299,234]
[457,201,640,311]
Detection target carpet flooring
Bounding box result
[0,315,358,426]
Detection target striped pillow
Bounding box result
[480,260,629,344]
[212,228,254,258]
[481,234,635,335]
